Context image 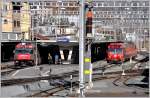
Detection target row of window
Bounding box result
[93,1,149,7]
[94,11,149,15]
[13,20,20,27]
[30,10,79,15]
[101,22,148,27]
[28,1,149,7]
[93,18,149,25]
[31,12,148,19]
[93,7,149,12]
[29,1,79,7]
[94,14,149,19]
[29,9,149,18]
[3,19,20,28]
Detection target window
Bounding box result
[69,2,73,6]
[108,48,122,53]
[4,19,8,24]
[121,1,126,6]
[29,2,33,5]
[13,20,20,27]
[15,49,33,54]
[98,2,102,6]
[52,2,56,6]
[4,5,7,11]
[132,2,137,6]
[46,2,50,5]
[63,2,68,6]
[115,1,120,6]
[103,2,108,6]
[145,1,149,6]
[17,2,20,5]
[142,2,146,6]
[39,6,42,9]
[31,6,37,9]
[17,21,20,27]
[34,2,39,5]
[39,2,42,5]
[14,20,17,27]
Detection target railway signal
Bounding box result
[84,5,94,89]
[79,0,94,96]
[85,8,93,38]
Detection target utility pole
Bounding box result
[79,0,85,97]
[35,15,39,67]
[0,0,3,72]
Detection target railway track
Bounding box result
[1,65,35,76]
[26,59,147,97]
[2,54,147,76]
[1,62,14,70]
[1,62,116,86]
[28,69,142,97]
[111,56,149,87]
[1,58,148,97]
[2,58,146,86]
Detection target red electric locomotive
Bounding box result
[14,43,41,66]
[107,42,137,63]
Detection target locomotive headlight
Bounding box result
[119,55,123,58]
[15,61,19,63]
[114,54,117,57]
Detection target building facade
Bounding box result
[1,0,149,50]
[1,1,30,40]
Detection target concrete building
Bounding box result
[2,0,149,42]
[29,0,80,41]
[28,0,149,46]
[2,2,13,33]
[1,0,149,63]
[1,1,31,41]
[20,2,31,40]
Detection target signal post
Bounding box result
[84,2,94,89]
[79,0,93,97]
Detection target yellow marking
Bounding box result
[84,70,91,75]
[84,58,91,62]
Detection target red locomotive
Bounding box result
[107,42,137,63]
[14,43,41,66]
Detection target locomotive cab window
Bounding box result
[15,49,33,54]
[108,48,122,53]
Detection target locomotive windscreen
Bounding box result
[108,48,122,54]
[15,49,33,54]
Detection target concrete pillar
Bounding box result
[122,63,126,76]
[130,57,132,63]
[67,49,73,61]
[59,47,73,64]
[60,49,64,60]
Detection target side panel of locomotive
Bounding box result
[107,42,137,63]
[123,43,137,60]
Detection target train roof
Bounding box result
[108,42,135,48]
[109,42,134,45]
[109,42,124,46]
[16,42,34,48]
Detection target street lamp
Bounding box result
[60,7,66,35]
[79,0,85,97]
[0,0,3,67]
[56,0,62,40]
[143,29,147,50]
[120,16,125,41]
